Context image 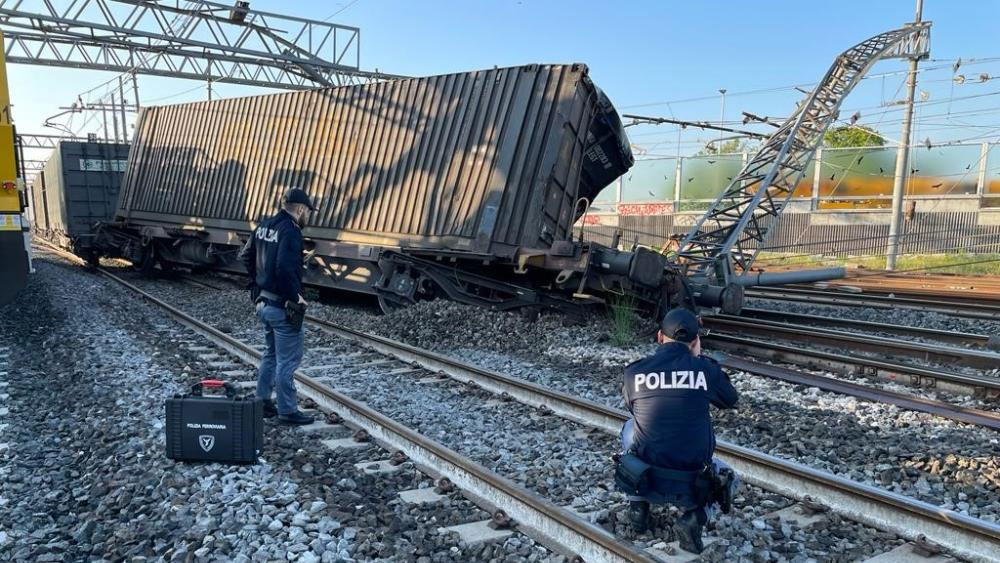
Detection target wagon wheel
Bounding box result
[133,244,157,276]
[72,242,100,270]
[83,250,100,269]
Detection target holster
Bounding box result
[712,467,735,513]
[284,300,306,331]
[616,452,721,507]
[614,452,653,496]
[692,465,717,507]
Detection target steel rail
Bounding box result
[800,282,1000,305]
[183,268,1000,558]
[310,314,1000,428]
[307,315,626,432]
[35,247,1000,561]
[737,307,992,348]
[705,333,1000,398]
[746,287,1000,321]
[866,291,1000,307]
[720,355,1000,429]
[300,317,1000,563]
[705,316,1000,370]
[72,268,659,563]
[811,286,1000,307]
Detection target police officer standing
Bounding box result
[619,308,739,553]
[239,188,315,425]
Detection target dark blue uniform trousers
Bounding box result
[620,418,739,522]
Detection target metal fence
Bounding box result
[577,210,1000,256]
[578,141,1000,255]
[596,141,1000,210]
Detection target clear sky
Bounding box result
[8,0,1000,166]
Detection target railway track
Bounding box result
[703,330,1000,399]
[736,307,994,349]
[806,274,1000,304]
[34,244,656,563]
[747,286,1000,321]
[251,296,1000,562]
[35,244,1000,561]
[703,315,1000,372]
[716,354,1000,430]
[178,273,1000,427]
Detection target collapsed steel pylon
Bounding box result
[675,22,931,283]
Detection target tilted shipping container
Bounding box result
[32,141,130,252]
[117,63,632,259]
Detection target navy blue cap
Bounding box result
[283,188,315,211]
[660,308,700,343]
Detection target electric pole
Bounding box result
[118,75,128,143]
[101,103,109,140]
[885,0,923,270]
[110,92,120,142]
[718,88,727,152]
[132,72,139,112]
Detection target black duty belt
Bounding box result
[615,451,710,498]
[257,289,285,307]
[649,466,702,483]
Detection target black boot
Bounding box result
[278,410,314,425]
[261,399,278,419]
[673,510,705,554]
[627,500,650,533]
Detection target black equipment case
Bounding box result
[166,380,263,464]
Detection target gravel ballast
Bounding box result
[92,267,985,561]
[0,256,557,563]
[302,286,1000,525]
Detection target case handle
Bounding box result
[190,379,239,397]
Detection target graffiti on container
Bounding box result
[618,202,674,216]
[580,214,608,225]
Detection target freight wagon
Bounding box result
[97,64,678,312]
[31,141,130,264]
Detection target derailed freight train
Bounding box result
[97,64,693,313]
[30,141,130,265]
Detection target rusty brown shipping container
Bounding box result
[117,63,632,258]
[103,63,661,311]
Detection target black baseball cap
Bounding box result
[283,188,316,211]
[660,308,700,343]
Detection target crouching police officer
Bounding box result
[616,308,739,554]
[238,188,315,425]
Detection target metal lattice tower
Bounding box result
[0,0,401,89]
[674,23,931,282]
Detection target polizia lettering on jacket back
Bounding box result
[255,227,279,243]
[633,370,708,392]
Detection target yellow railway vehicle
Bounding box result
[0,31,29,306]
